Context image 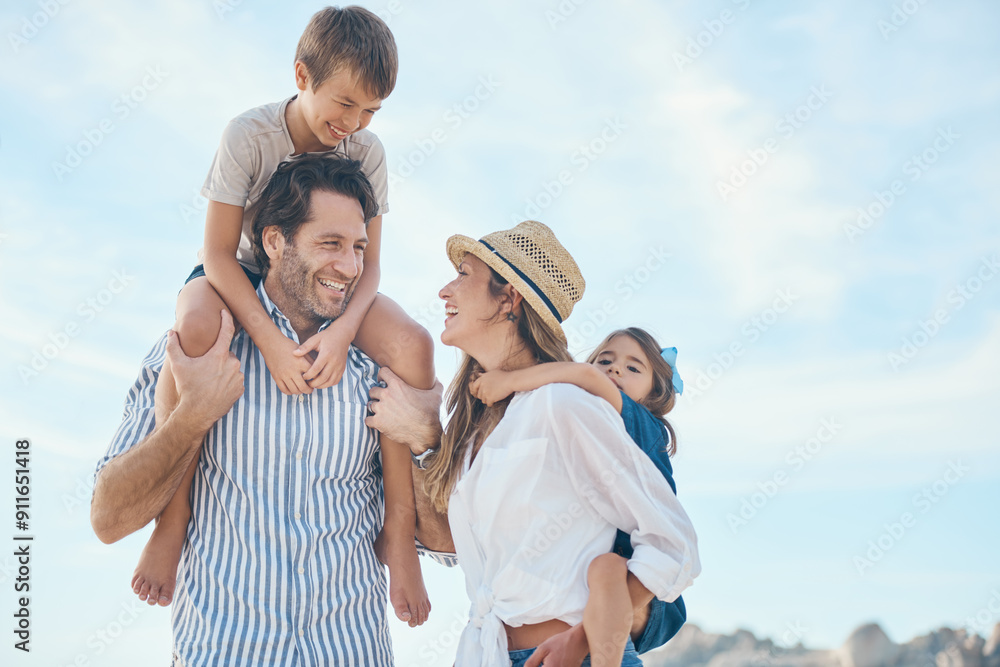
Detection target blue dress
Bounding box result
[612,392,687,654]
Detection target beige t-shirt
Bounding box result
[200,96,389,272]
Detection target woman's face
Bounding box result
[438,254,502,350]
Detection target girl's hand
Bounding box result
[294,325,353,389]
[260,336,313,395]
[469,370,514,407]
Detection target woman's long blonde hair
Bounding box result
[421,268,572,513]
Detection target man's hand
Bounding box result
[295,324,352,389]
[365,367,443,453]
[525,623,589,667]
[169,310,245,430]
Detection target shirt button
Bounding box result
[299,630,304,637]
[294,512,301,519]
[298,567,305,574]
[296,452,302,460]
[298,395,304,403]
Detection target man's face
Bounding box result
[268,190,368,328]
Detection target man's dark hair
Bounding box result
[252,154,378,277]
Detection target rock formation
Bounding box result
[642,622,1000,667]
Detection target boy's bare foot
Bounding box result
[131,521,185,607]
[376,531,430,627]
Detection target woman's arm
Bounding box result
[524,574,655,667]
[472,362,623,412]
[365,368,454,551]
[411,465,455,553]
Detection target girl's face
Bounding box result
[591,335,654,403]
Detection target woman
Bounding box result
[374,221,700,666]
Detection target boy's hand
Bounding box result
[294,324,353,389]
[469,370,514,407]
[261,336,313,395]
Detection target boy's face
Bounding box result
[295,62,383,149]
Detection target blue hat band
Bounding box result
[479,240,563,323]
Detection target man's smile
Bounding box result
[318,277,347,292]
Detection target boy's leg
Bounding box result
[132,277,228,606]
[584,553,633,667]
[354,295,435,627]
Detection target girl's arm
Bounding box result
[202,200,312,395]
[471,362,623,413]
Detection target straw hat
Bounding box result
[446,220,585,343]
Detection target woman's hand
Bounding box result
[524,623,589,667]
[469,370,515,406]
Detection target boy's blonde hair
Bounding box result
[295,5,398,99]
[586,327,679,456]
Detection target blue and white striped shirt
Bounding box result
[97,283,393,666]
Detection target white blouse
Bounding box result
[449,383,701,666]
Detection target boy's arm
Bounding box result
[294,214,382,388]
[473,362,624,413]
[202,201,311,395]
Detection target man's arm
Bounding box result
[365,367,454,551]
[91,312,244,544]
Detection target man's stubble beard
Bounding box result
[274,240,358,326]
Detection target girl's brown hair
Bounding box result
[421,268,572,513]
[586,327,679,456]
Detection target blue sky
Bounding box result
[1,0,998,664]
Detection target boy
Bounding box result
[132,5,433,628]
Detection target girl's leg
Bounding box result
[355,294,435,627]
[132,277,228,606]
[584,553,633,667]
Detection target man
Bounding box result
[91,155,403,666]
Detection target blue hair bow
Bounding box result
[660,347,684,396]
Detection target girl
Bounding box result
[470,328,685,665]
